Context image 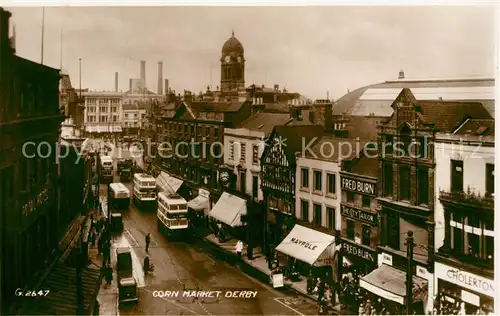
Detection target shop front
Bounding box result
[339,238,377,279]
[275,224,337,284]
[187,188,211,232]
[359,263,428,315]
[434,261,494,314]
[208,191,247,242]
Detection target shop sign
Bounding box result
[290,237,317,251]
[378,252,393,267]
[416,265,427,279]
[461,290,480,307]
[341,204,378,226]
[435,262,494,297]
[272,273,284,288]
[341,177,376,196]
[342,239,376,263]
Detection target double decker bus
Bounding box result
[157,192,189,238]
[109,183,131,211]
[132,173,156,209]
[100,155,114,183]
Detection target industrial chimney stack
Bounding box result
[140,60,146,90]
[157,61,163,95]
[114,72,118,92]
[164,79,169,95]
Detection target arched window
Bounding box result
[398,123,412,157]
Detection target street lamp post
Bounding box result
[406,230,414,315]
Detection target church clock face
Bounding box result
[225,55,231,63]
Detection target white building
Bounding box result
[83,91,123,134]
[122,103,147,132]
[295,135,343,232]
[223,112,291,201]
[433,119,495,314]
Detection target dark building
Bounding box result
[260,124,324,255]
[220,30,245,93]
[0,8,65,312]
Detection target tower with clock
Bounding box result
[220,30,245,93]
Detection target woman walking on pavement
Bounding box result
[145,233,151,252]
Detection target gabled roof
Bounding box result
[416,100,492,133]
[453,118,495,136]
[266,125,324,163]
[188,101,244,112]
[237,112,292,135]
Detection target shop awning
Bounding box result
[156,171,184,194]
[208,192,247,227]
[112,125,122,133]
[19,264,101,315]
[188,195,209,212]
[359,264,428,305]
[275,224,336,266]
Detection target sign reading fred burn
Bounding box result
[341,177,376,196]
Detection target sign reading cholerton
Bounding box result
[341,204,378,226]
[341,177,376,196]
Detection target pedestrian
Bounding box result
[317,279,325,306]
[235,240,243,257]
[91,227,97,246]
[145,233,151,252]
[105,266,112,286]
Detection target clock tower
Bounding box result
[220,30,245,93]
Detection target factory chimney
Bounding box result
[157,61,163,95]
[129,78,133,92]
[114,72,118,92]
[164,79,169,96]
[140,60,146,90]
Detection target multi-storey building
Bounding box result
[223,111,292,247]
[358,88,493,315]
[433,120,495,314]
[260,125,324,255]
[122,103,142,134]
[83,91,123,135]
[0,8,64,312]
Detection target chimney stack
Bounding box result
[398,69,405,79]
[0,8,13,53]
[164,79,169,96]
[114,72,118,92]
[157,61,163,95]
[129,78,133,91]
[140,60,146,89]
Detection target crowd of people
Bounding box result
[433,294,493,315]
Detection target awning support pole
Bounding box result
[406,230,414,315]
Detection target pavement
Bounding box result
[93,149,321,315]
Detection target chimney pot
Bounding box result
[157,61,163,95]
[398,69,405,79]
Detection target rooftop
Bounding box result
[453,118,495,137]
[302,135,367,162]
[237,112,292,135]
[269,124,324,162]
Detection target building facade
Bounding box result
[0,8,65,312]
[83,91,123,135]
[433,124,495,314]
[220,30,245,93]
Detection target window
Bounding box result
[451,160,464,193]
[382,163,393,198]
[301,168,309,188]
[466,216,479,256]
[387,213,400,249]
[313,170,322,192]
[346,191,355,203]
[313,204,322,226]
[252,145,259,165]
[326,207,335,230]
[449,213,494,264]
[417,167,429,205]
[384,135,393,155]
[346,219,355,240]
[362,196,371,208]
[362,225,371,246]
[399,165,411,201]
[239,171,246,193]
[214,128,220,138]
[416,136,429,159]
[301,200,309,222]
[327,173,336,195]
[252,175,258,198]
[240,143,246,163]
[229,141,234,160]
[486,163,494,195]
[100,106,106,112]
[111,107,117,113]
[190,126,195,137]
[113,116,117,122]
[398,124,411,157]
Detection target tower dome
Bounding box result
[221,30,244,55]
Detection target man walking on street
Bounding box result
[145,233,151,252]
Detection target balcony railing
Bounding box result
[439,187,494,209]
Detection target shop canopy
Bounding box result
[208,192,247,227]
[187,194,210,212]
[275,224,336,266]
[359,264,428,305]
[156,171,184,194]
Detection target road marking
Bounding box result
[124,229,139,247]
[273,297,306,316]
[141,288,203,315]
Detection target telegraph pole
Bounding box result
[406,230,414,315]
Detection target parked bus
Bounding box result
[109,183,131,211]
[100,155,114,183]
[157,192,189,238]
[133,173,156,209]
